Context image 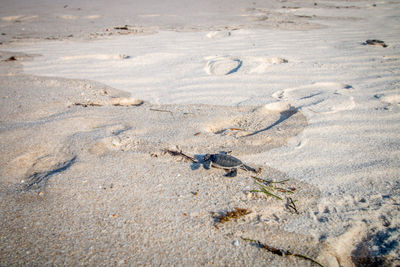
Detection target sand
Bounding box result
[1,0,400,266]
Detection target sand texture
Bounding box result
[1,0,400,266]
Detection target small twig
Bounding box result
[276,187,295,194]
[229,127,243,131]
[150,108,173,114]
[286,197,299,214]
[4,56,17,61]
[114,25,129,30]
[271,179,290,184]
[74,102,102,107]
[251,176,270,184]
[241,237,324,267]
[164,149,197,163]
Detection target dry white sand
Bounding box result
[1,0,400,266]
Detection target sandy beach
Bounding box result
[1,0,399,266]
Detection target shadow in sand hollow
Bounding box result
[22,156,77,191]
[226,59,243,75]
[242,108,298,138]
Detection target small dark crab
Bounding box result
[203,152,259,177]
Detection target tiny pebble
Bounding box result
[233,240,239,247]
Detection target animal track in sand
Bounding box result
[273,82,355,113]
[246,56,288,74]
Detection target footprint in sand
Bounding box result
[246,56,288,74]
[204,56,287,76]
[204,56,242,75]
[273,82,355,114]
[8,150,76,191]
[202,103,306,154]
[7,150,49,181]
[89,124,135,156]
[22,155,77,191]
[375,93,400,109]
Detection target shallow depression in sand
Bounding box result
[273,82,355,114]
[204,56,242,75]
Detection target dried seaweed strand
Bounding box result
[213,208,251,228]
[74,102,102,107]
[164,149,197,163]
[114,25,129,30]
[276,187,295,194]
[229,127,243,131]
[251,176,290,185]
[149,108,173,114]
[251,179,283,200]
[241,237,324,267]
